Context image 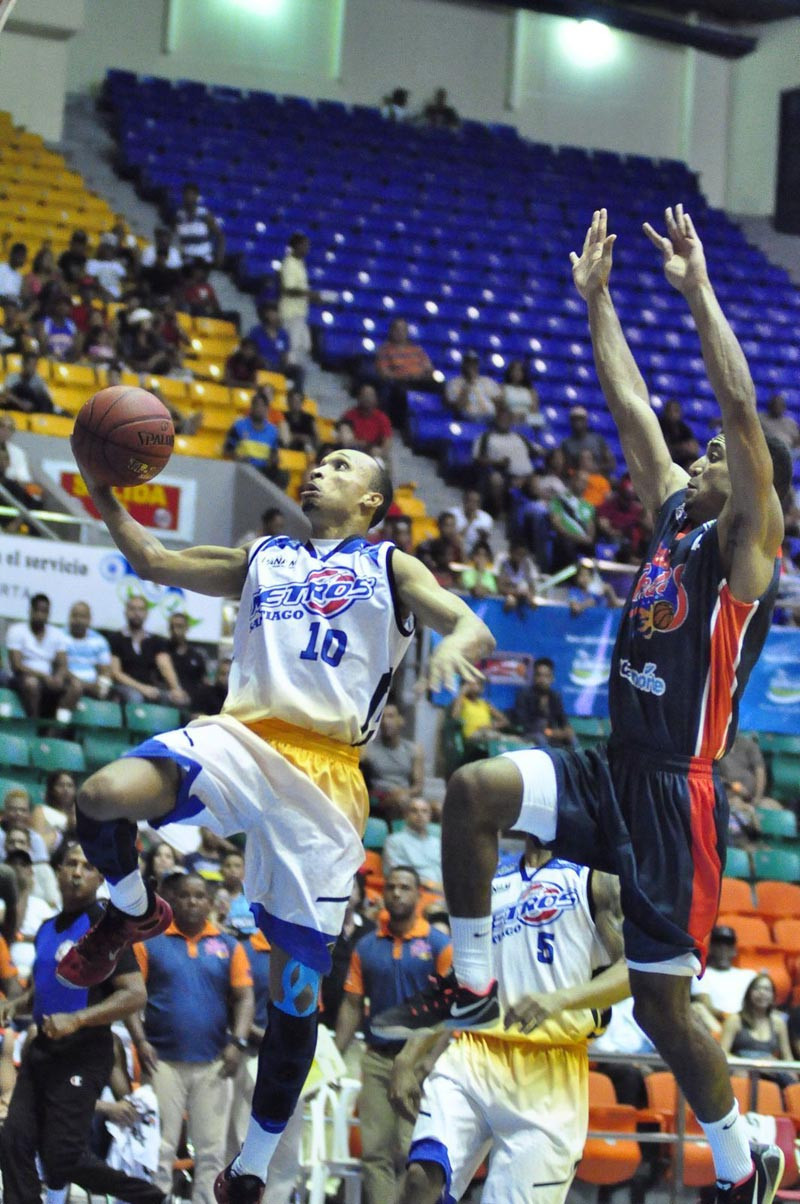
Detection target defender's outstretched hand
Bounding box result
[643,204,709,295]
[570,208,616,301]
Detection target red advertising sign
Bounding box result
[61,471,183,532]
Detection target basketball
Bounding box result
[651,600,675,630]
[71,386,175,487]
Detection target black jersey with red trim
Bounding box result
[609,489,779,760]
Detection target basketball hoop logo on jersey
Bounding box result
[630,545,689,638]
[249,566,378,628]
[492,878,579,941]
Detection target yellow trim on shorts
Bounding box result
[245,717,360,766]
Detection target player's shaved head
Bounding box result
[367,457,393,528]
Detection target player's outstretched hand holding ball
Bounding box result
[71,385,174,488]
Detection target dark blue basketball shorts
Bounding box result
[502,738,728,973]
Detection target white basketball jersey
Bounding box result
[487,854,610,1046]
[223,536,414,745]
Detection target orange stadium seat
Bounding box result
[577,1074,642,1186]
[644,1072,716,1187]
[755,882,800,924]
[717,914,772,950]
[736,948,792,1004]
[772,920,800,979]
[718,877,757,916]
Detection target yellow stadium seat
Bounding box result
[173,433,223,458]
[196,408,234,433]
[192,358,225,382]
[95,366,139,389]
[27,413,74,438]
[412,516,439,545]
[176,313,193,334]
[396,495,427,518]
[278,449,309,474]
[143,375,189,403]
[192,317,237,337]
[49,363,96,388]
[0,411,25,431]
[255,370,287,394]
[50,386,89,415]
[230,387,255,409]
[317,417,335,442]
[3,353,22,374]
[189,335,238,359]
[188,380,231,406]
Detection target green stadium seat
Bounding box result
[0,717,40,740]
[72,698,125,730]
[752,847,800,883]
[761,734,800,756]
[768,757,800,805]
[756,808,798,840]
[485,734,528,758]
[363,816,389,850]
[0,732,31,768]
[29,737,86,775]
[83,733,132,770]
[724,847,752,880]
[0,687,26,720]
[125,704,181,736]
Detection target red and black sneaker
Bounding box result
[715,1143,785,1204]
[371,970,499,1040]
[57,891,172,988]
[214,1162,265,1204]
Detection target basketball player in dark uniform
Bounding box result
[375,206,791,1204]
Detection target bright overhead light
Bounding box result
[228,0,284,14]
[559,18,618,68]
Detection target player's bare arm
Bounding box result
[644,204,783,601]
[504,872,628,1035]
[571,208,687,513]
[78,464,248,598]
[389,1031,452,1123]
[392,550,496,691]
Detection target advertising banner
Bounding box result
[0,533,223,641]
[42,459,198,541]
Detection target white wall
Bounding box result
[0,0,85,140]
[727,17,800,216]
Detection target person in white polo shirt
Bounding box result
[692,925,757,1037]
[6,594,70,720]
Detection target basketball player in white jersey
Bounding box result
[56,447,495,1204]
[384,840,627,1204]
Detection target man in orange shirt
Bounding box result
[375,317,437,424]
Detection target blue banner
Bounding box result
[432,599,800,733]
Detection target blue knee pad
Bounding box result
[251,996,319,1130]
[76,806,138,884]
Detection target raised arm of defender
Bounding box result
[643,205,783,601]
[571,209,688,513]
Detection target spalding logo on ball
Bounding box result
[71,386,175,488]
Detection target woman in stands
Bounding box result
[722,975,796,1088]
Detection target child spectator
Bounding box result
[278,386,318,456]
[459,541,498,598]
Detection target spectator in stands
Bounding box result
[57,229,89,285]
[129,871,254,1203]
[321,873,375,1030]
[179,261,223,319]
[658,398,700,470]
[6,594,70,719]
[62,601,113,710]
[0,789,52,866]
[473,403,536,516]
[374,317,436,425]
[384,513,413,553]
[451,680,510,749]
[1,351,55,414]
[166,611,207,710]
[141,841,182,890]
[0,416,30,484]
[278,231,317,366]
[548,467,597,572]
[382,798,443,894]
[568,562,621,615]
[691,925,756,1037]
[99,220,139,272]
[235,504,285,547]
[0,445,42,535]
[500,359,544,428]
[38,294,79,362]
[447,487,493,555]
[509,656,575,748]
[86,240,128,301]
[361,702,425,817]
[107,594,188,708]
[0,243,27,303]
[247,301,302,389]
[37,770,78,852]
[335,867,452,1204]
[0,300,31,355]
[223,386,289,487]
[596,472,649,560]
[538,446,569,499]
[721,974,796,1088]
[415,511,463,588]
[459,540,498,598]
[590,996,655,1108]
[560,405,615,476]
[507,474,552,570]
[278,386,318,456]
[422,87,460,129]
[139,226,182,300]
[220,849,256,938]
[496,542,540,611]
[445,349,501,418]
[119,308,172,376]
[6,841,57,979]
[578,448,611,508]
[341,383,393,464]
[224,336,264,387]
[171,182,223,267]
[381,87,410,121]
[83,312,118,367]
[719,734,781,843]
[760,393,799,453]
[22,246,61,311]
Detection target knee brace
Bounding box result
[251,1000,319,1129]
[76,806,138,883]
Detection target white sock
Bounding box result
[699,1101,753,1186]
[232,1116,284,1180]
[451,915,494,993]
[107,870,149,917]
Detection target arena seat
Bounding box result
[577,1073,642,1186]
[754,881,800,923]
[757,809,799,841]
[363,816,388,851]
[125,703,182,736]
[0,687,27,721]
[772,920,800,979]
[82,732,133,772]
[644,1071,716,1188]
[27,413,75,438]
[735,948,792,1005]
[722,850,754,883]
[173,433,223,458]
[716,914,772,950]
[0,732,32,770]
[71,697,125,731]
[29,737,86,775]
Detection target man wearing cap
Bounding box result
[445,351,502,418]
[691,926,757,1037]
[560,405,615,476]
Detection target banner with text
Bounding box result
[432,599,800,734]
[0,534,223,640]
[43,460,197,541]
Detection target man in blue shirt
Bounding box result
[0,841,162,1203]
[223,388,288,488]
[246,302,303,390]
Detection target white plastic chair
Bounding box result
[301,1077,362,1204]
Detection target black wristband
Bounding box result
[227,1034,248,1051]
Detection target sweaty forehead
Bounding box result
[322,449,373,476]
